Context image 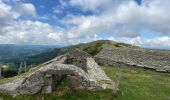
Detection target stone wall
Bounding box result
[86,57,115,89]
[95,46,170,72]
[0,49,115,96]
[66,49,91,72]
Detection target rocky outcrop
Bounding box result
[0,49,115,96]
[66,49,91,72]
[95,46,170,72]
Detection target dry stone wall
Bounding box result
[0,49,115,96]
[95,46,170,72]
[66,49,91,72]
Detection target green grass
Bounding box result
[103,66,170,100]
[0,66,170,100]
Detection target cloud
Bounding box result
[107,36,170,48]
[12,2,36,17]
[56,0,170,47]
[69,0,110,12]
[0,0,36,32]
[0,0,170,48]
[57,0,170,41]
[0,0,13,27]
[52,0,67,14]
[68,0,128,13]
[0,20,66,44]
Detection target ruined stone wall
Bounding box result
[0,49,115,96]
[66,49,91,72]
[95,47,170,72]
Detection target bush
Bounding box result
[2,70,18,77]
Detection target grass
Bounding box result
[0,64,40,84]
[103,66,170,100]
[0,66,170,100]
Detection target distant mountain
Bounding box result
[0,44,59,62]
[16,48,61,66]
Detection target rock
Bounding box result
[66,49,91,71]
[0,49,115,96]
[86,57,114,89]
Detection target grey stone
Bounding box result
[0,49,115,96]
[95,46,170,73]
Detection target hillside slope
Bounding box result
[59,40,134,56]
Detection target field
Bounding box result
[0,66,170,100]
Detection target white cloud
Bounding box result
[53,8,62,14]
[60,0,170,39]
[12,2,36,17]
[0,20,66,44]
[0,0,13,27]
[0,1,98,45]
[0,0,36,32]
[69,0,109,12]
[68,0,128,13]
[107,36,170,48]
[0,0,170,49]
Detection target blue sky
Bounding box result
[0,0,170,49]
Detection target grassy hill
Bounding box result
[59,40,135,56]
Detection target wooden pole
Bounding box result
[0,64,2,79]
[24,61,27,73]
[18,62,23,76]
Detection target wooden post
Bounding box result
[0,64,2,79]
[18,62,23,76]
[24,61,27,73]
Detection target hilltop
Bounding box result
[58,40,135,56]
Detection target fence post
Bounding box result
[0,64,2,79]
[18,62,23,76]
[24,61,27,73]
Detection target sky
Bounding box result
[0,0,170,49]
